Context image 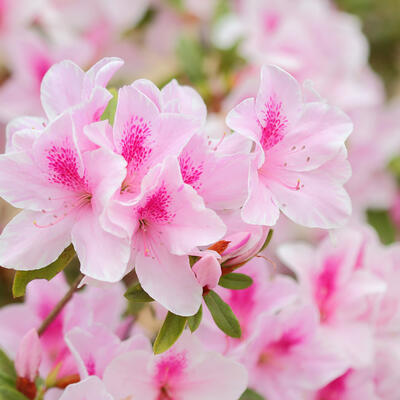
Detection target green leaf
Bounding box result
[124,282,154,303]
[187,305,202,332]
[204,291,241,338]
[12,245,76,298]
[176,37,205,83]
[239,388,265,400]
[0,372,14,388]
[153,312,187,354]
[101,88,118,125]
[259,229,274,253]
[0,386,28,400]
[367,209,396,245]
[219,273,253,290]
[0,349,16,380]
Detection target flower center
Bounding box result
[259,97,288,151]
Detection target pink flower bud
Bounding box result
[193,254,222,290]
[15,328,42,382]
[222,227,269,267]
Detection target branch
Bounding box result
[37,273,84,337]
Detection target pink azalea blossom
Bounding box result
[123,156,226,316]
[241,305,348,400]
[278,227,387,368]
[226,65,352,228]
[0,112,130,282]
[103,331,248,400]
[0,274,126,379]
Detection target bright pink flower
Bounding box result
[278,227,387,368]
[226,65,352,228]
[241,305,347,400]
[99,83,198,204]
[103,331,248,400]
[126,156,226,316]
[0,112,130,282]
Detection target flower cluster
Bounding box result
[0,58,351,317]
[0,1,399,400]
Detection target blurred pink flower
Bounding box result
[103,331,248,400]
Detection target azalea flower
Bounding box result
[0,113,130,282]
[103,331,248,400]
[226,64,352,228]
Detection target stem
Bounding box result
[37,273,84,337]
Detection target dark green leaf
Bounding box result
[12,245,76,298]
[239,388,265,400]
[188,305,202,332]
[101,88,118,125]
[367,209,396,245]
[259,229,274,253]
[204,291,241,338]
[124,282,154,303]
[0,349,16,380]
[153,312,187,354]
[0,385,28,400]
[219,273,253,290]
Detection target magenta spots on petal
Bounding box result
[179,154,204,191]
[137,183,175,225]
[86,356,96,376]
[121,115,153,171]
[259,97,288,151]
[47,144,88,191]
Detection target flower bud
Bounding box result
[15,328,42,400]
[193,254,222,290]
